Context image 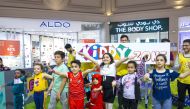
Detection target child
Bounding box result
[65,43,76,71]
[86,74,104,109]
[0,57,10,71]
[84,75,92,102]
[80,52,128,109]
[144,54,190,109]
[117,61,140,109]
[48,51,70,109]
[33,63,53,109]
[0,69,26,109]
[51,53,98,109]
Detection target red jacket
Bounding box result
[87,74,104,109]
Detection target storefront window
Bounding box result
[0,17,103,69]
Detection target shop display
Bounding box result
[31,35,40,65]
[24,34,32,68]
[40,36,54,65]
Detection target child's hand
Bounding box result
[93,88,99,92]
[144,73,150,81]
[56,91,61,101]
[90,103,95,106]
[112,80,116,87]
[78,52,84,56]
[143,55,149,61]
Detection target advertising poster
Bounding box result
[0,40,20,56]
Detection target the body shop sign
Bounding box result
[0,40,20,56]
[110,18,169,34]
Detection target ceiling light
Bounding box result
[174,5,184,9]
[174,0,184,5]
[106,12,112,16]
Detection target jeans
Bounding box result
[34,91,44,109]
[152,97,172,109]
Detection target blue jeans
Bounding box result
[152,97,172,109]
[34,91,44,109]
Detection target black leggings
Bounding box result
[177,81,190,109]
[102,76,116,103]
[123,98,138,109]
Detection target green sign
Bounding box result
[110,18,169,34]
[0,72,6,109]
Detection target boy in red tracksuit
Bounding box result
[87,74,104,109]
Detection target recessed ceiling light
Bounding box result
[106,12,112,16]
[174,5,184,9]
[174,0,184,5]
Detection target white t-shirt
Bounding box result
[99,62,116,77]
[122,73,136,99]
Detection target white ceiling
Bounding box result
[0,0,189,15]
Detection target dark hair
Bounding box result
[127,61,138,72]
[183,39,190,44]
[100,53,114,67]
[71,60,81,68]
[156,54,167,62]
[54,51,65,59]
[0,57,2,62]
[65,44,72,49]
[161,39,170,42]
[34,63,44,71]
[120,35,129,40]
[15,69,26,75]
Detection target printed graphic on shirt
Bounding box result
[14,78,23,84]
[153,73,169,90]
[123,76,135,89]
[34,78,40,87]
[91,91,100,99]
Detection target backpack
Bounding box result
[120,75,141,100]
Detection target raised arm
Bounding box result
[43,73,54,80]
[83,66,97,77]
[47,65,68,78]
[78,52,99,68]
[115,57,128,67]
[53,70,67,78]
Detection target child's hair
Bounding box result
[65,43,72,49]
[127,61,137,72]
[100,53,114,67]
[54,51,65,59]
[156,54,167,63]
[34,63,44,71]
[15,69,26,76]
[71,60,81,68]
[183,39,190,44]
